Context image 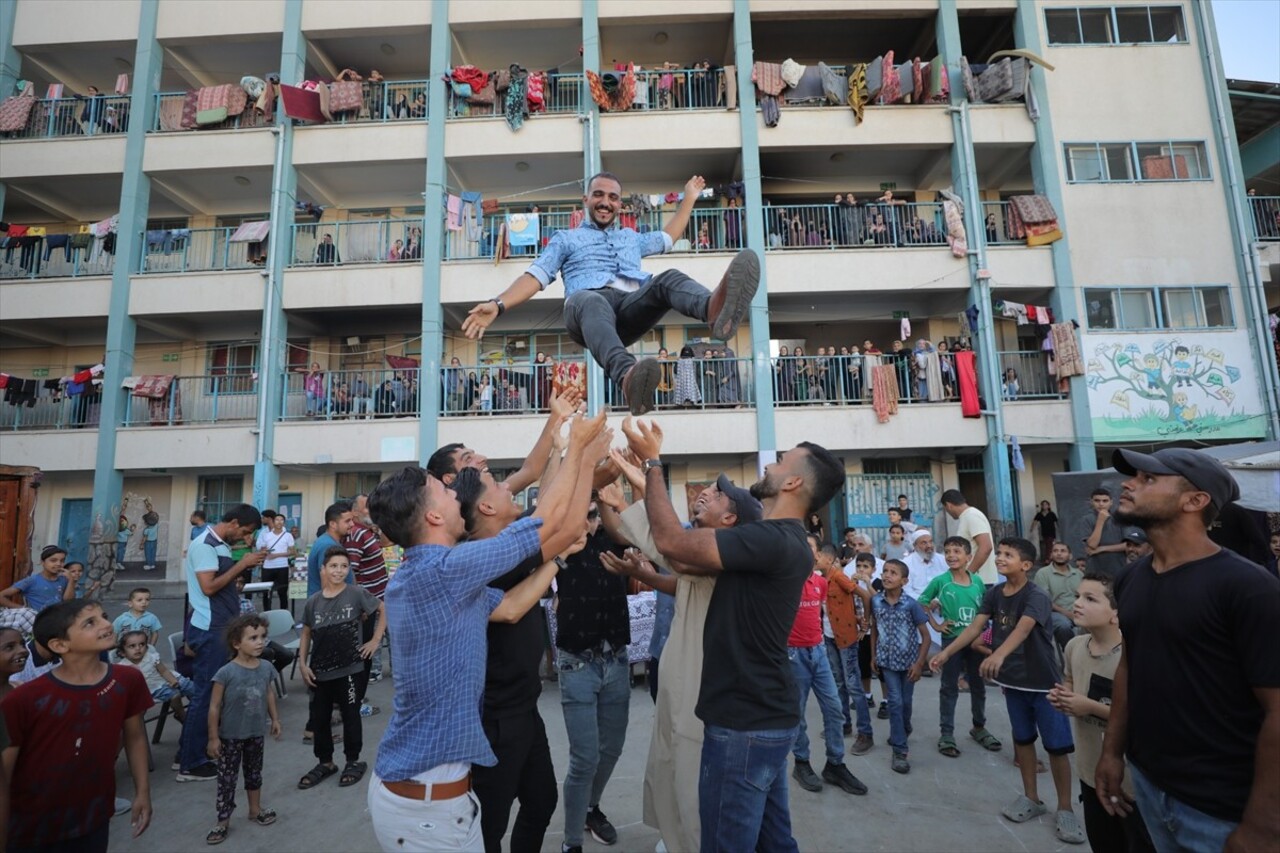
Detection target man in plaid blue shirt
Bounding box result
[461,172,761,416]
[365,411,609,852]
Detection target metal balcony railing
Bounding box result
[290,218,427,267]
[771,353,961,405]
[982,201,1024,246]
[763,202,949,249]
[122,375,260,426]
[0,393,93,430]
[0,240,116,279]
[448,73,583,118]
[1248,196,1280,242]
[138,227,258,273]
[281,368,423,420]
[996,351,1067,400]
[2,95,131,139]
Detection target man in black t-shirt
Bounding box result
[1097,448,1280,853]
[625,419,846,853]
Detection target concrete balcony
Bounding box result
[598,110,742,154]
[156,0,285,39]
[115,423,256,471]
[986,245,1056,289]
[294,121,428,167]
[776,402,988,452]
[0,136,126,180]
[0,276,112,321]
[444,112,582,159]
[130,270,265,316]
[764,247,968,294]
[968,103,1036,146]
[12,0,141,45]
[758,105,953,150]
[301,0,430,31]
[0,428,99,472]
[273,418,421,467]
[143,127,275,173]
[1002,399,1077,444]
[282,263,421,310]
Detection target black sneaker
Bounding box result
[585,806,617,845]
[562,846,583,853]
[176,763,218,782]
[842,722,853,736]
[877,701,889,720]
[822,762,868,795]
[891,752,911,774]
[791,759,823,792]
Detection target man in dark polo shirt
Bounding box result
[625,419,846,853]
[1097,448,1280,852]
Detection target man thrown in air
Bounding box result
[463,172,760,415]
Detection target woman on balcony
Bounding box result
[673,346,702,408]
[724,198,742,249]
[1002,367,1020,400]
[937,340,957,398]
[774,345,795,403]
[303,363,325,418]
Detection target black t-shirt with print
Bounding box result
[697,519,813,731]
[555,528,628,653]
[979,581,1059,691]
[1116,548,1280,822]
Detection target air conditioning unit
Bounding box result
[346,336,361,347]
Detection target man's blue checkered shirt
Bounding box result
[374,516,542,780]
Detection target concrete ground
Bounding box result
[103,590,1092,853]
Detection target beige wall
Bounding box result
[13,0,140,45]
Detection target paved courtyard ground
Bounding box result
[103,588,1092,852]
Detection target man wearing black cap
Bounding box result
[1121,529,1151,566]
[1096,448,1280,853]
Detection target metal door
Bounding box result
[844,474,939,552]
[59,498,93,566]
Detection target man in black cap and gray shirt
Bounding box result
[1096,447,1280,853]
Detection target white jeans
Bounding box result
[368,773,484,852]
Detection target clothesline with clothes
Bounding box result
[0,364,104,407]
[1,215,119,276]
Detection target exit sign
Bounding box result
[892,311,910,320]
[162,353,180,362]
[880,182,897,191]
[31,368,49,377]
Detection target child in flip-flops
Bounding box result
[207,613,282,845]
[296,547,386,792]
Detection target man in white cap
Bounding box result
[1096,448,1280,853]
[904,530,947,660]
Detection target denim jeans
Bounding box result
[823,637,850,727]
[881,668,915,754]
[1049,611,1077,649]
[938,635,986,737]
[1130,762,1238,853]
[563,271,711,386]
[699,724,799,853]
[838,645,874,738]
[178,624,224,772]
[787,644,845,764]
[143,540,156,566]
[557,649,630,847]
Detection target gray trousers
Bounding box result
[563,270,711,385]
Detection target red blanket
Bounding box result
[279,84,328,123]
[956,351,980,418]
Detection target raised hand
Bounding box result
[622,416,663,461]
[461,301,499,339]
[569,408,607,446]
[609,447,646,497]
[684,175,707,197]
[597,481,626,511]
[549,388,581,419]
[591,457,622,491]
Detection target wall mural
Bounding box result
[1081,331,1266,441]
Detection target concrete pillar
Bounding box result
[732,0,777,477]
[418,0,450,464]
[581,0,607,415]
[90,0,161,536]
[0,0,18,219]
[252,0,305,509]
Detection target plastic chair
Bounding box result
[144,631,186,747]
[262,609,300,691]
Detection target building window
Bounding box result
[207,342,258,393]
[197,476,244,523]
[1085,286,1233,330]
[335,472,383,502]
[1046,6,1186,45]
[1065,141,1209,183]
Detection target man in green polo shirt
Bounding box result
[1033,541,1082,650]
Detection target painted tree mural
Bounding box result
[1085,337,1242,427]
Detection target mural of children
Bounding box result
[1171,345,1193,387]
[1138,354,1163,390]
[116,516,133,567]
[1170,392,1198,426]
[141,511,160,571]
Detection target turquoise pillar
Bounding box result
[0,0,21,219]
[732,0,777,470]
[90,0,160,535]
[937,0,1016,529]
[1191,1,1280,439]
[581,0,606,415]
[252,0,305,509]
[1013,0,1096,469]
[418,0,450,464]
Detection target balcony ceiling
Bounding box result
[452,23,585,72]
[973,144,1035,191]
[0,316,107,350]
[600,19,734,68]
[308,30,432,79]
[601,149,743,190]
[751,15,936,66]
[3,173,130,223]
[760,146,952,195]
[295,160,428,209]
[157,37,284,92]
[15,42,136,96]
[149,166,275,218]
[447,152,583,201]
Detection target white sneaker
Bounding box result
[114,797,131,816]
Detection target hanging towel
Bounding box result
[114,73,130,95]
[925,351,944,402]
[871,363,900,424]
[230,221,271,243]
[505,68,529,131]
[1011,437,1025,471]
[751,62,786,96]
[780,59,804,89]
[956,351,980,417]
[1050,323,1084,377]
[506,213,540,248]
[721,64,737,110]
[900,318,911,340]
[585,66,636,112]
[877,52,901,104]
[279,84,328,123]
[847,63,868,124]
[942,199,967,258]
[446,195,464,231]
[131,375,174,399]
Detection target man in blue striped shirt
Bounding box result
[365,411,609,852]
[462,172,760,416]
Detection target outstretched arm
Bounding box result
[462,273,543,340]
[506,390,579,493]
[663,176,707,242]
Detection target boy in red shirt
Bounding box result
[788,534,868,797]
[1,600,153,852]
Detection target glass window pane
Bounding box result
[1201,288,1233,326]
[1046,9,1083,44]
[1149,7,1186,42]
[1118,289,1156,329]
[1116,7,1153,42]
[1085,289,1117,329]
[1068,145,1105,181]
[1103,144,1134,180]
[1136,143,1175,179]
[1167,143,1205,179]
[1162,289,1200,328]
[1079,8,1114,43]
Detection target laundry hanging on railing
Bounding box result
[1006,195,1062,246]
[995,300,1053,325]
[506,213,540,248]
[1049,322,1085,377]
[385,355,420,370]
[585,65,636,112]
[752,61,786,126]
[131,375,174,399]
[229,221,271,243]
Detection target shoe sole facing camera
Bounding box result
[711,249,760,341]
[623,358,661,416]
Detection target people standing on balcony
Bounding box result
[387,239,403,261]
[1003,367,1020,400]
[444,357,466,415]
[303,363,325,418]
[702,348,720,405]
[477,373,494,413]
[463,172,760,416]
[673,346,702,408]
[865,213,889,245]
[913,340,934,401]
[533,351,554,411]
[315,234,339,265]
[724,197,742,249]
[792,346,813,404]
[986,212,999,243]
[331,382,352,418]
[410,92,427,119]
[655,348,673,408]
[373,379,398,417]
[938,340,957,398]
[76,85,107,134]
[720,345,743,407]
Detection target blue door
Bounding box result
[59,498,93,566]
[277,493,302,535]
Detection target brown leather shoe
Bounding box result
[708,249,760,341]
[621,358,661,415]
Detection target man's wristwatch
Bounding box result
[553,557,569,571]
[641,458,663,473]
[489,297,506,316]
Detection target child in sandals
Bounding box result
[297,546,386,792]
[207,613,282,845]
